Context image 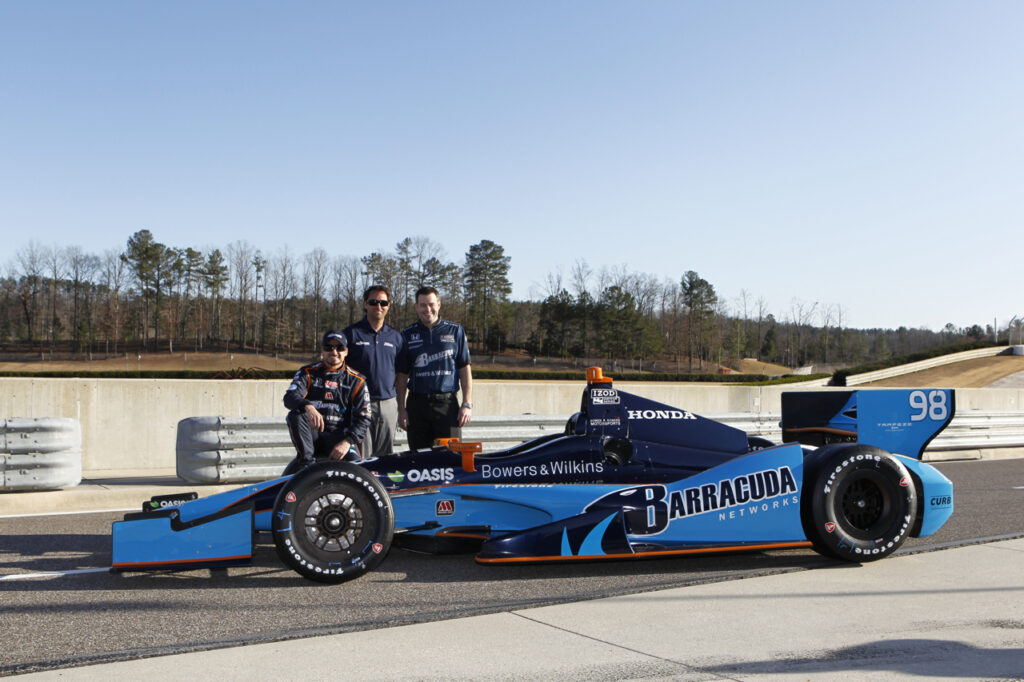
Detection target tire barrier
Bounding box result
[176,417,297,484]
[0,418,82,491]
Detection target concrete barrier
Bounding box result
[0,418,82,490]
[3,376,1024,475]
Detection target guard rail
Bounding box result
[844,346,1007,385]
[0,418,82,491]
[174,412,843,484]
[177,409,1024,483]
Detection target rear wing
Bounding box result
[781,389,955,460]
[573,367,750,456]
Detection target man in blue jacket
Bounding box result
[343,285,404,458]
[284,330,371,464]
[396,286,473,450]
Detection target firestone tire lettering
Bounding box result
[801,444,917,563]
[271,461,395,584]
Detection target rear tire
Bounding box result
[272,461,394,583]
[802,445,916,563]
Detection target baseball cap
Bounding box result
[322,330,347,348]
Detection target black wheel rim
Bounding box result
[838,472,890,537]
[303,491,365,553]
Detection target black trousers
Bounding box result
[286,410,360,468]
[405,392,459,450]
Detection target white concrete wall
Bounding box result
[0,377,1019,472]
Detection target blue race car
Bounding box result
[112,368,956,583]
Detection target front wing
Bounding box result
[111,477,287,572]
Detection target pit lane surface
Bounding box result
[2,459,1022,676]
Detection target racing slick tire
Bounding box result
[801,444,917,563]
[272,461,394,584]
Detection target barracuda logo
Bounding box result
[589,466,799,535]
[413,349,454,368]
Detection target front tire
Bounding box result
[802,445,916,563]
[272,461,394,583]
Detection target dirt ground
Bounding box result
[864,355,1024,388]
[736,358,792,375]
[0,351,304,372]
[0,352,795,376]
[2,352,1022,387]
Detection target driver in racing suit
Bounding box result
[284,330,372,466]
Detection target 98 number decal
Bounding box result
[909,390,948,422]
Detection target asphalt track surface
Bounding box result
[2,459,1023,677]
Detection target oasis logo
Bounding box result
[147,498,190,510]
[407,467,455,483]
[627,409,696,420]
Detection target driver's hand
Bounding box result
[304,404,325,432]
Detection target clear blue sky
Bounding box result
[2,2,1022,332]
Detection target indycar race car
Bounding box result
[111,368,956,583]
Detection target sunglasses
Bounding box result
[366,299,390,307]
[322,344,345,352]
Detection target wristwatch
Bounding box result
[462,402,473,408]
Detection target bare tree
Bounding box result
[14,241,46,342]
[100,249,128,354]
[332,255,362,326]
[542,268,564,299]
[570,259,592,299]
[227,241,257,349]
[754,296,770,359]
[44,244,67,349]
[66,246,99,351]
[787,298,819,367]
[267,247,298,351]
[303,247,330,352]
[819,302,838,364]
